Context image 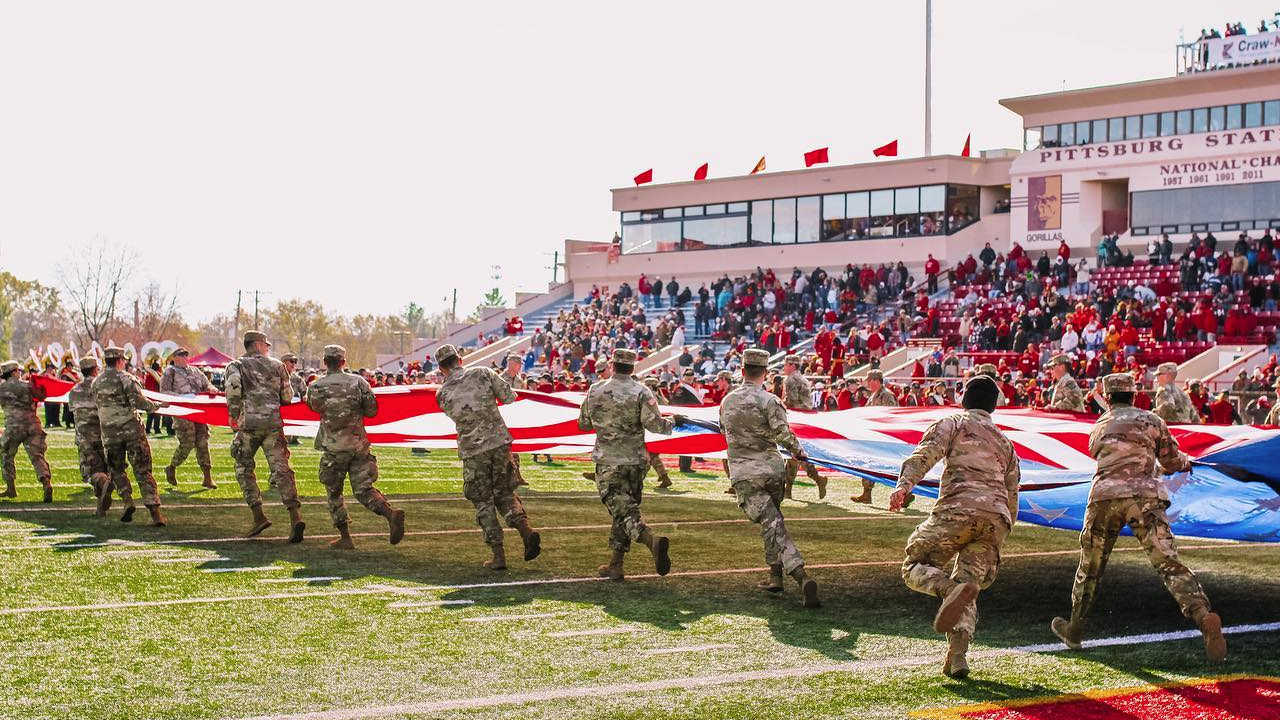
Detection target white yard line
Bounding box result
[0,588,388,616]
[225,622,1280,720]
[546,626,642,638]
[0,527,57,534]
[461,612,570,623]
[104,548,181,557]
[200,566,289,574]
[152,557,230,564]
[386,600,475,609]
[0,494,597,513]
[258,577,343,584]
[641,644,736,655]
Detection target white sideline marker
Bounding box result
[0,527,57,534]
[258,577,343,585]
[0,494,596,513]
[153,556,230,564]
[547,626,641,638]
[223,622,1280,720]
[642,643,736,655]
[201,566,289,574]
[387,600,475,609]
[104,548,181,557]
[462,612,570,623]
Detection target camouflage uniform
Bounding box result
[1268,387,1280,426]
[975,363,1008,406]
[896,408,1020,640]
[721,367,807,575]
[68,361,109,492]
[224,347,299,510]
[577,360,674,555]
[1153,363,1200,424]
[92,362,162,508]
[0,365,51,497]
[1064,374,1212,636]
[160,362,214,475]
[305,356,393,528]
[1046,355,1085,412]
[643,377,672,484]
[859,372,898,500]
[500,359,527,486]
[435,346,535,558]
[781,362,825,497]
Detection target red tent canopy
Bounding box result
[188,347,235,369]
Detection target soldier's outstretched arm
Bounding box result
[1004,446,1022,522]
[487,368,517,405]
[576,391,593,431]
[125,375,160,413]
[359,378,378,418]
[764,396,803,459]
[303,384,320,413]
[897,417,954,493]
[224,363,244,423]
[29,378,47,402]
[639,388,674,435]
[1154,418,1192,474]
[276,366,292,405]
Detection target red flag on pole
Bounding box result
[961,134,971,157]
[872,140,898,157]
[693,163,708,181]
[750,156,766,175]
[633,169,653,185]
[803,147,829,167]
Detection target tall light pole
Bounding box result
[924,0,933,157]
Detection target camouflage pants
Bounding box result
[902,509,1009,636]
[104,423,160,507]
[510,450,524,487]
[168,418,211,471]
[1,421,50,484]
[230,428,299,510]
[783,457,823,485]
[648,452,669,479]
[319,450,390,527]
[732,474,804,573]
[1069,497,1210,627]
[462,445,527,547]
[594,463,648,552]
[74,429,110,488]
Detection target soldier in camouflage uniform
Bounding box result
[855,369,899,504]
[720,348,820,608]
[577,348,677,580]
[224,331,305,542]
[305,345,405,549]
[68,357,111,500]
[435,344,542,570]
[1153,362,1200,424]
[1268,378,1280,426]
[499,353,529,487]
[643,376,674,488]
[281,352,305,447]
[1051,373,1226,662]
[974,364,1008,406]
[781,355,827,500]
[889,376,1020,679]
[0,361,52,502]
[92,347,167,525]
[160,348,217,489]
[1046,355,1086,412]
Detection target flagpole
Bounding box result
[924,0,932,157]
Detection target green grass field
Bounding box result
[1,425,1277,719]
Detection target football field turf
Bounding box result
[1,426,1278,719]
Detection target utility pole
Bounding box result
[234,290,242,347]
[451,289,458,324]
[253,290,261,330]
[924,0,933,157]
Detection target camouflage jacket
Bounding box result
[719,382,803,479]
[500,370,523,389]
[782,372,813,410]
[1048,374,1085,412]
[897,409,1021,525]
[436,366,515,459]
[1154,383,1200,424]
[224,352,291,431]
[0,376,45,427]
[866,387,898,407]
[1268,397,1280,426]
[1087,404,1189,504]
[577,375,673,464]
[160,365,212,396]
[289,371,305,400]
[68,377,102,440]
[92,367,158,442]
[305,370,377,454]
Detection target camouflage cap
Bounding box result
[0,360,18,375]
[1156,362,1179,376]
[1048,354,1072,368]
[783,354,801,365]
[280,352,299,363]
[435,344,459,365]
[1103,373,1136,394]
[643,377,660,389]
[975,363,999,378]
[681,367,695,377]
[716,370,733,382]
[172,347,190,357]
[78,357,99,372]
[103,346,126,361]
[243,330,268,345]
[742,348,771,368]
[505,353,523,364]
[611,348,637,364]
[322,345,346,360]
[866,369,884,382]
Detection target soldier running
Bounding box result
[160,348,218,489]
[856,369,899,504]
[92,347,168,526]
[577,348,677,581]
[781,354,827,500]
[889,376,1020,679]
[0,361,52,502]
[68,357,111,500]
[435,344,542,570]
[720,348,820,608]
[304,345,404,549]
[1051,373,1226,662]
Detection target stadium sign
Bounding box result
[1028,128,1280,169]
[1206,30,1280,69]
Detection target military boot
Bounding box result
[597,549,625,581]
[934,582,979,634]
[723,485,736,495]
[1050,617,1082,650]
[655,473,672,489]
[806,465,828,500]
[329,523,355,550]
[942,631,971,680]
[484,544,507,571]
[516,520,541,561]
[164,465,178,487]
[851,480,873,504]
[287,507,306,544]
[120,504,137,523]
[790,567,821,608]
[201,467,217,490]
[1,478,16,498]
[756,564,785,593]
[246,504,272,538]
[387,508,406,545]
[783,474,794,500]
[147,505,167,527]
[42,480,53,504]
[637,528,671,576]
[95,485,114,516]
[1194,609,1227,662]
[581,471,596,481]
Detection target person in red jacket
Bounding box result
[924,254,941,294]
[1058,240,1071,261]
[1207,392,1236,424]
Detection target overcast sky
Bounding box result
[1,1,1275,322]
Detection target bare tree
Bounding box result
[57,241,136,345]
[127,282,184,347]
